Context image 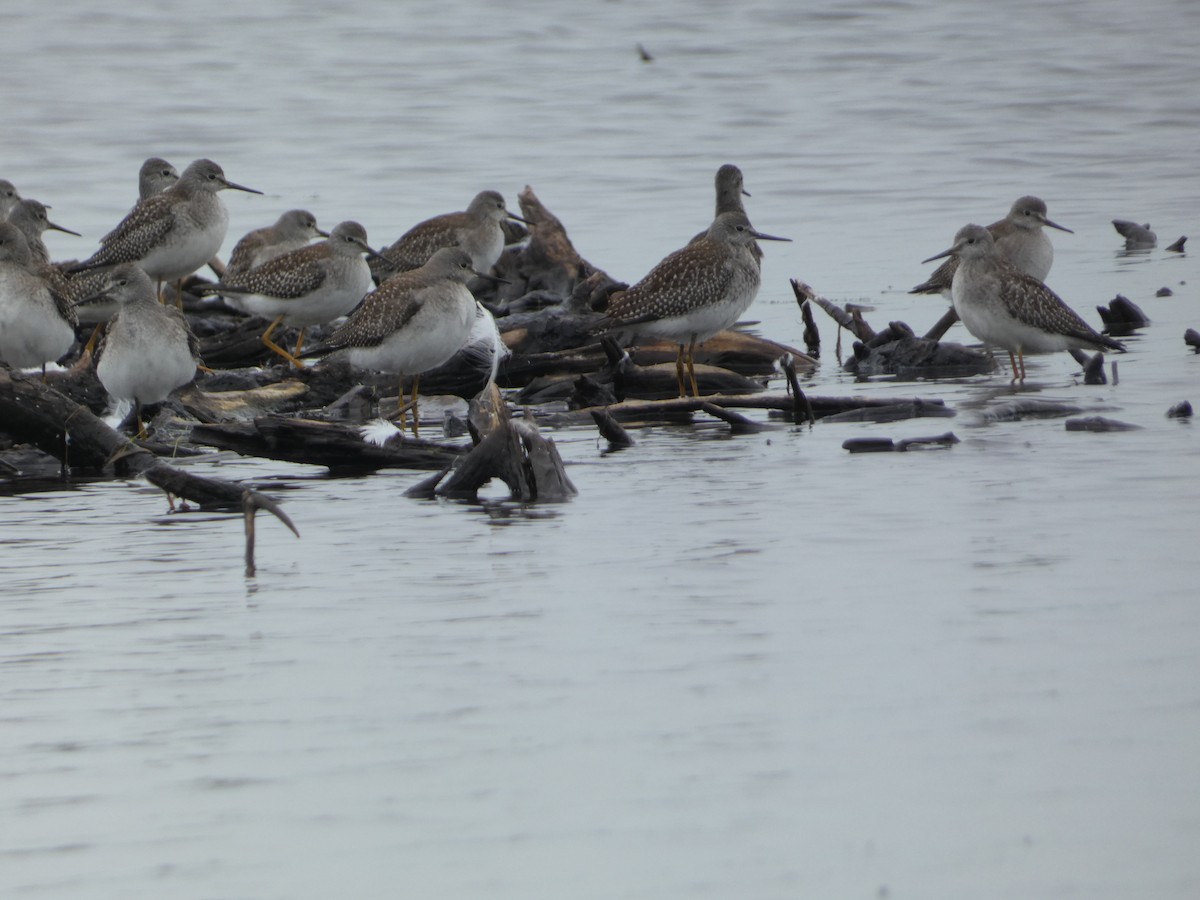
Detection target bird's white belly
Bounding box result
[237,262,372,328]
[0,274,75,368]
[98,320,195,404]
[346,298,475,376]
[141,203,229,282]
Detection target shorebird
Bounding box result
[8,198,81,266]
[372,190,529,281]
[923,224,1124,382]
[912,196,1072,298]
[306,247,486,435]
[223,209,328,281]
[80,263,199,436]
[72,159,261,294]
[138,158,180,200]
[0,180,22,220]
[0,223,77,374]
[689,164,760,260]
[201,221,377,367]
[599,210,790,397]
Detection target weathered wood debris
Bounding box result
[3,187,964,507]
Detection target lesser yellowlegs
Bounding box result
[223,209,328,282]
[373,190,529,280]
[308,246,485,435]
[0,223,77,372]
[601,210,790,397]
[203,221,378,367]
[73,159,261,290]
[923,224,1124,382]
[912,196,1072,298]
[81,263,199,435]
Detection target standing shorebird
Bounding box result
[923,224,1124,382]
[223,209,328,282]
[0,223,77,373]
[912,196,1072,298]
[372,190,529,281]
[80,263,199,436]
[138,158,180,201]
[8,198,81,266]
[202,221,378,367]
[600,210,790,397]
[688,164,759,260]
[0,180,22,220]
[305,247,486,436]
[72,159,261,296]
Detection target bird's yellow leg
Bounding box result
[82,323,105,360]
[292,328,307,358]
[675,344,687,398]
[410,375,421,439]
[261,315,305,369]
[687,336,700,398]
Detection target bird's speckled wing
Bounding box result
[997,268,1114,347]
[324,282,424,349]
[911,255,957,294]
[605,241,735,323]
[379,214,468,271]
[214,250,329,299]
[85,197,176,268]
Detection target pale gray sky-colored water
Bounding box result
[2,1,1198,898]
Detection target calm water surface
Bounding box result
[2,1,1198,897]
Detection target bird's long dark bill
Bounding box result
[364,246,392,264]
[316,229,332,238]
[72,288,111,308]
[223,180,264,195]
[921,246,955,264]
[48,221,82,236]
[752,230,791,243]
[507,211,533,225]
[473,270,511,286]
[1043,218,1074,234]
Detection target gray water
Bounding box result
[3,1,1198,897]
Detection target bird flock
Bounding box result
[0,157,1124,440]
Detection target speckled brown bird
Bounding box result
[912,196,1072,297]
[8,198,80,267]
[223,209,328,281]
[306,247,484,435]
[83,263,199,436]
[923,223,1124,382]
[372,189,529,281]
[0,223,76,374]
[73,159,261,287]
[600,210,790,397]
[201,221,378,368]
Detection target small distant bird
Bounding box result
[73,159,262,296]
[223,209,328,282]
[201,221,379,368]
[923,224,1125,382]
[0,223,77,374]
[79,263,199,436]
[372,190,530,281]
[305,247,487,436]
[912,196,1072,297]
[0,179,22,220]
[637,43,654,62]
[138,157,180,201]
[599,210,791,397]
[1112,219,1157,248]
